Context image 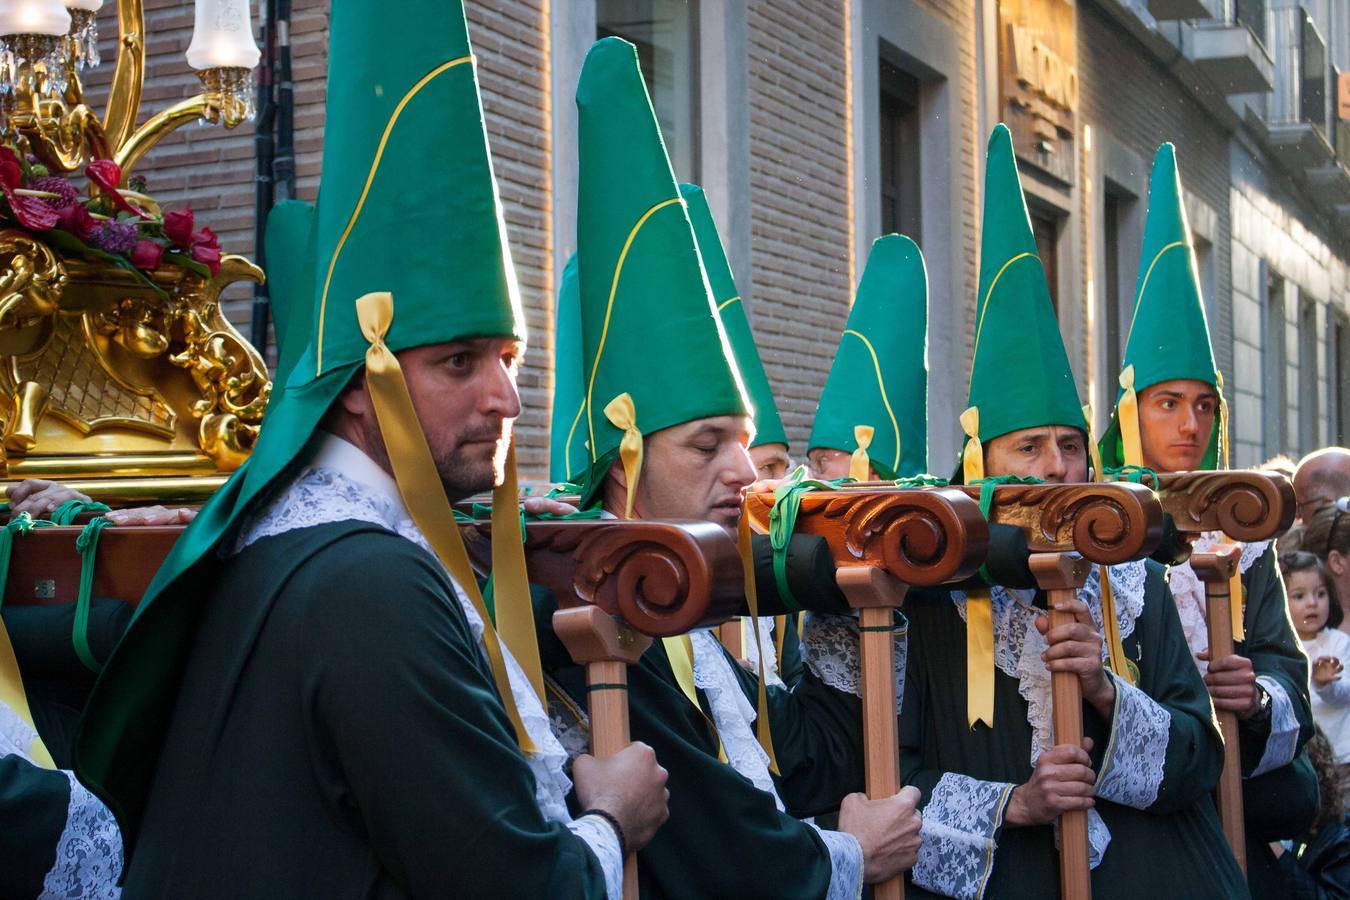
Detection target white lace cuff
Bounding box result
[1095,674,1171,809]
[912,773,1014,900]
[802,612,907,715]
[39,770,122,900]
[568,814,624,900]
[1248,676,1300,778]
[809,824,864,900]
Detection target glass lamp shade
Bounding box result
[0,0,72,37]
[63,0,102,11]
[185,0,259,71]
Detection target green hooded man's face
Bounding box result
[750,442,790,481]
[984,424,1088,483]
[1136,378,1219,473]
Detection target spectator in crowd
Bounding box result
[1296,448,1350,522]
[1305,499,1350,634]
[1284,550,1350,792]
[1275,728,1350,899]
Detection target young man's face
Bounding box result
[348,337,523,500]
[607,415,757,536]
[1137,378,1218,473]
[806,447,872,481]
[749,443,791,481]
[984,425,1088,483]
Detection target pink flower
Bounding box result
[131,239,164,270]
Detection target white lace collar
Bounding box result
[230,447,577,826]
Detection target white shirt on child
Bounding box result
[1302,627,1350,764]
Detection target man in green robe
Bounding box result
[898,125,1245,899]
[543,36,922,899]
[1099,143,1316,897]
[73,4,670,897]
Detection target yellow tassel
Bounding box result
[966,589,995,728]
[491,440,547,704]
[1084,404,1105,483]
[739,515,779,774]
[355,292,537,755]
[850,425,875,482]
[1216,370,1231,471]
[960,407,984,483]
[603,393,643,520]
[1219,533,1246,641]
[662,634,727,763]
[1118,366,1143,468]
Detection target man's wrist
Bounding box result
[1241,683,1272,724]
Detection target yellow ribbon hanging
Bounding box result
[0,620,54,768]
[661,634,727,763]
[1219,534,1246,642]
[850,425,875,482]
[774,615,789,674]
[960,407,984,483]
[604,393,643,520]
[1216,370,1231,471]
[966,589,995,728]
[739,514,780,774]
[1118,366,1143,468]
[355,292,537,755]
[1084,402,1136,684]
[491,440,547,703]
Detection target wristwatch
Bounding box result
[1249,683,1272,725]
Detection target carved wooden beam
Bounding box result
[462,518,743,637]
[744,487,988,586]
[3,523,181,609]
[1104,469,1294,542]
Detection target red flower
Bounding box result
[57,204,98,241]
[163,208,195,248]
[0,146,58,231]
[131,239,164,270]
[190,227,221,276]
[85,159,150,218]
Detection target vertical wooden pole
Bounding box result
[1029,553,1093,900]
[1190,546,1247,874]
[553,606,653,900]
[837,566,909,900]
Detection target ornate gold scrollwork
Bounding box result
[0,231,65,336]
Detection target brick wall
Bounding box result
[745,0,852,451]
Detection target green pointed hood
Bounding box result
[574,38,749,507]
[1100,143,1223,469]
[76,0,523,844]
[964,124,1081,467]
[549,254,587,483]
[680,183,788,450]
[263,199,316,396]
[808,234,928,479]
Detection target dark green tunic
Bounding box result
[899,561,1247,899]
[124,522,608,899]
[538,593,867,898]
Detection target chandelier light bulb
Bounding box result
[185,0,259,71]
[63,0,102,11]
[0,0,71,37]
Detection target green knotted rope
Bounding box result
[768,468,843,611]
[73,516,114,673]
[1103,465,1158,486]
[890,474,951,488]
[0,513,56,611]
[49,499,111,526]
[968,474,1044,585]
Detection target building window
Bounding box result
[1299,300,1319,452]
[1262,265,1288,456]
[879,60,921,240]
[597,0,700,181]
[1101,189,1136,386]
[1031,208,1061,314]
[1332,314,1348,446]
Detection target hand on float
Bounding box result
[1006,738,1096,826]
[6,478,92,520]
[572,741,669,853]
[1037,597,1115,716]
[103,506,198,526]
[521,495,577,518]
[1313,656,1343,688]
[1198,651,1261,718]
[838,785,923,882]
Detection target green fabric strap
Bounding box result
[73,516,113,673]
[890,474,951,488]
[768,468,842,612]
[49,499,111,526]
[968,474,1044,584]
[0,514,54,611]
[1103,465,1157,486]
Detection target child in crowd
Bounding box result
[1284,550,1350,792]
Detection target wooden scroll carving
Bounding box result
[1106,470,1295,543]
[462,518,743,637]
